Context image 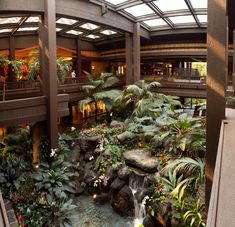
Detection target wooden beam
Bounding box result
[206,0,227,208]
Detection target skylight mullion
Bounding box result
[11,17,28,35]
[184,0,200,27]
[115,0,143,11]
[143,1,174,28]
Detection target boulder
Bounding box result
[110,185,134,217]
[78,135,102,153]
[118,165,131,181]
[110,178,126,193]
[123,149,158,173]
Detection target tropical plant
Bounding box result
[78,71,121,113]
[2,127,32,161]
[28,50,71,84]
[114,80,180,118]
[0,155,28,198]
[44,196,77,227]
[182,199,206,227]
[152,113,205,156]
[33,157,78,199]
[162,157,205,184]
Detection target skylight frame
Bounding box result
[169,15,196,24]
[80,23,100,30]
[56,17,78,25]
[124,4,154,17]
[190,0,207,9]
[100,29,117,35]
[104,0,128,5]
[0,17,22,25]
[66,30,83,36]
[143,18,168,27]
[153,0,189,13]
[0,28,12,34]
[86,34,100,39]
[17,27,38,32]
[25,17,39,23]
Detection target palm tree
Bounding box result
[78,72,121,117]
[115,80,180,118]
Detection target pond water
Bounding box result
[73,195,132,227]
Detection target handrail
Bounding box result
[0,192,10,227]
[207,120,235,226]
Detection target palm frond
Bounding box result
[78,97,93,111]
[161,157,205,181]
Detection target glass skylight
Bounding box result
[86,34,100,39]
[105,0,128,5]
[197,15,207,23]
[18,27,38,31]
[169,15,195,24]
[0,28,12,33]
[80,23,99,30]
[124,4,154,17]
[100,29,117,35]
[153,0,188,12]
[56,17,78,25]
[25,17,39,23]
[143,18,168,27]
[66,30,83,36]
[0,17,21,24]
[190,0,207,9]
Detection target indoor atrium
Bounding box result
[0,0,234,226]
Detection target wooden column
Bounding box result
[125,32,133,85]
[44,0,58,149]
[133,22,140,83]
[233,30,235,93]
[38,15,46,95]
[8,36,15,82]
[206,0,227,208]
[76,38,82,78]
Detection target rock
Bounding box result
[143,216,158,227]
[106,166,117,184]
[116,131,136,143]
[110,120,125,129]
[123,149,158,173]
[110,178,126,193]
[78,135,102,153]
[118,165,131,181]
[84,151,95,161]
[84,169,96,186]
[110,185,134,217]
[93,193,110,205]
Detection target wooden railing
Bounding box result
[207,120,235,226]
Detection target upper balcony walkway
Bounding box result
[207,108,235,226]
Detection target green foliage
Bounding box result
[33,157,78,199]
[0,155,28,198]
[192,62,207,77]
[114,80,180,118]
[57,57,72,84]
[28,50,72,84]
[152,113,205,156]
[78,71,120,112]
